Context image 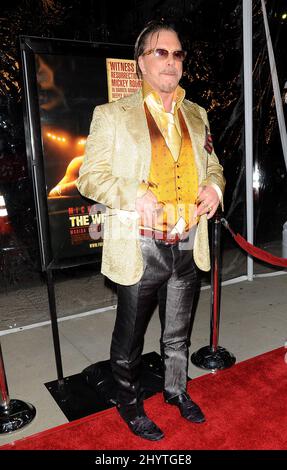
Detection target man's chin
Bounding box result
[160,82,179,93]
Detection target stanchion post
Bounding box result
[0,341,36,434]
[0,342,10,411]
[190,211,236,371]
[210,211,221,352]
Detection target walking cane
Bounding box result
[0,341,36,433]
[191,211,236,371]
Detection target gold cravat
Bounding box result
[145,94,182,161]
[162,111,182,161]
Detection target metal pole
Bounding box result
[210,215,221,352]
[190,213,236,371]
[46,268,64,387]
[0,341,36,434]
[243,0,254,281]
[261,0,287,171]
[261,0,287,261]
[0,342,10,410]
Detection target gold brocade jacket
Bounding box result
[76,90,225,285]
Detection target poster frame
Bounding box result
[20,35,134,271]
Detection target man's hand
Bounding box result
[135,189,164,228]
[195,185,220,220]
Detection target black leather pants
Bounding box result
[110,236,199,420]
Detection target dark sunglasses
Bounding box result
[142,48,187,62]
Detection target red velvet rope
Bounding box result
[221,219,287,268]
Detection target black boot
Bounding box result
[117,403,164,441]
[167,392,205,423]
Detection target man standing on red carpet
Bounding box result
[77,20,225,441]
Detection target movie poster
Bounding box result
[33,49,139,264]
[106,58,142,102]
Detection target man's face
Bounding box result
[138,30,183,95]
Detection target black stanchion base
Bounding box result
[191,346,236,371]
[0,399,36,434]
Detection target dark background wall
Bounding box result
[1,0,287,291]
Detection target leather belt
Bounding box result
[139,228,187,246]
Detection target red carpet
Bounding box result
[1,347,287,450]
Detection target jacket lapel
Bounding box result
[181,101,207,184]
[119,91,151,180]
